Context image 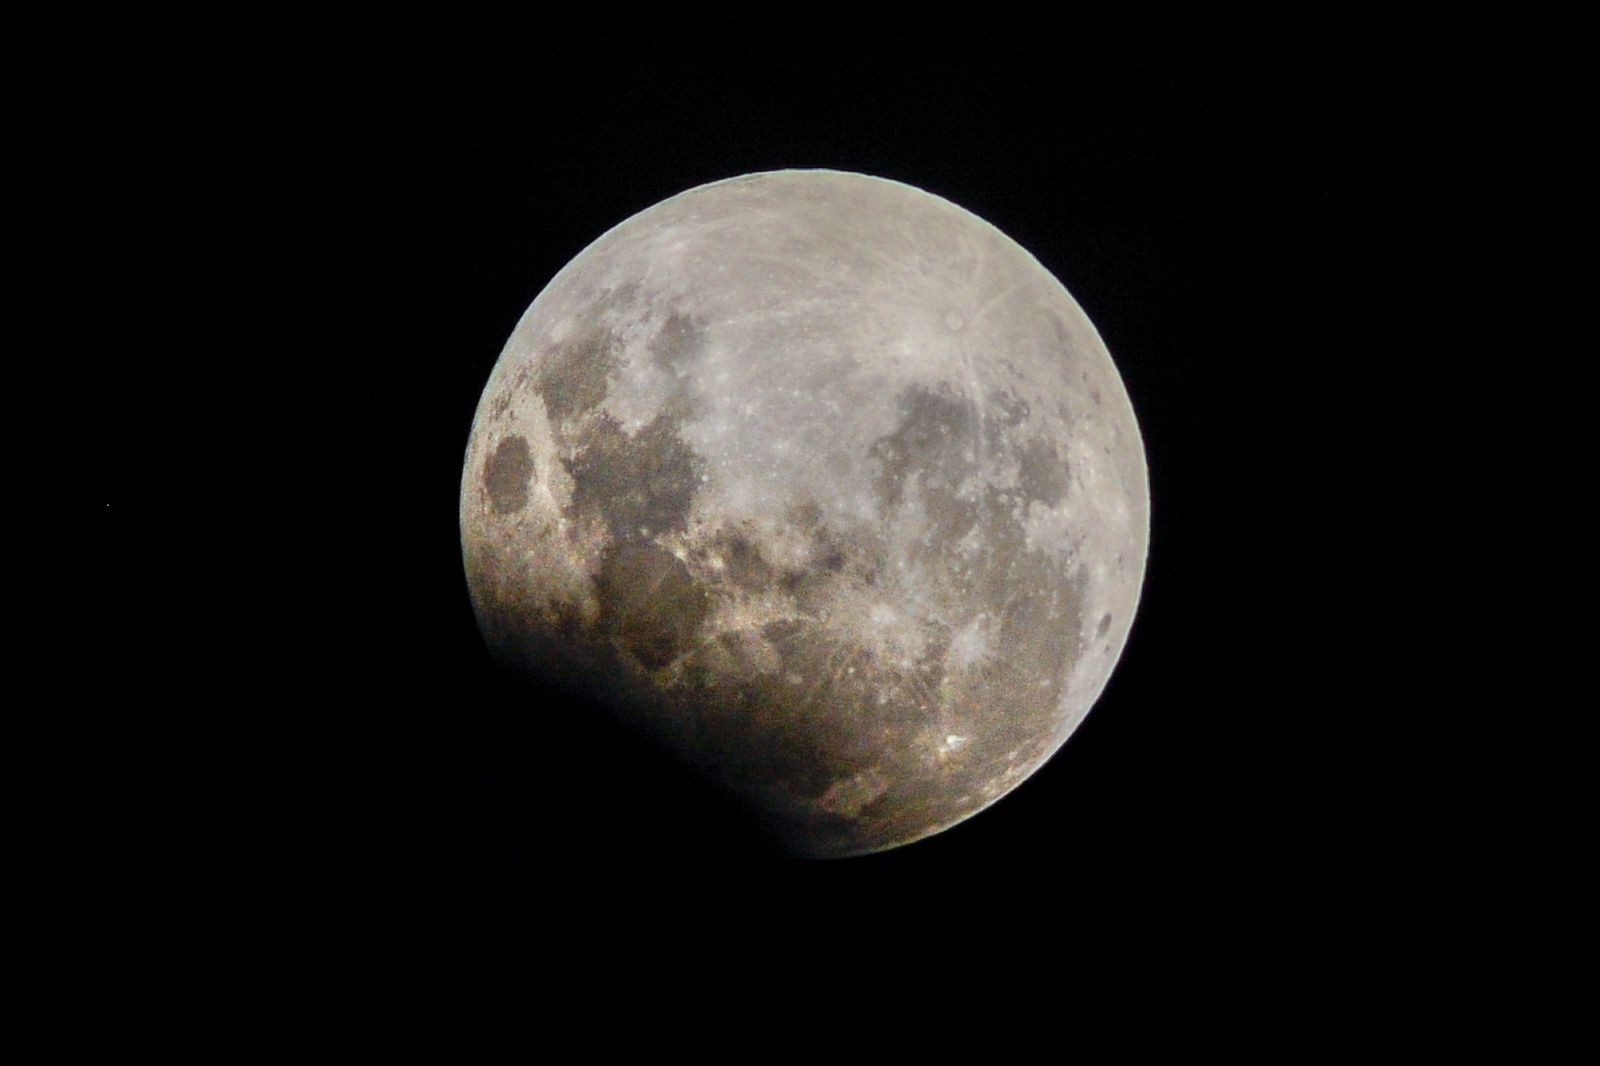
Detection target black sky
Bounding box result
[96,13,1521,1052]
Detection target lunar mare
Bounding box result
[461,170,1148,858]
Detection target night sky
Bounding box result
[99,13,1520,1051]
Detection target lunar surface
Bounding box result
[461,170,1148,858]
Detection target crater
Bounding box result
[595,543,710,670]
[484,435,533,513]
[707,520,848,602]
[712,528,773,591]
[566,412,702,542]
[871,383,975,503]
[1016,436,1068,506]
[785,503,849,576]
[693,621,913,803]
[992,559,1089,722]
[649,311,707,373]
[536,326,618,424]
[989,388,1030,427]
[870,382,981,550]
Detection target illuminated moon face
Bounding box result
[461,170,1149,857]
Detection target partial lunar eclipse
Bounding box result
[461,170,1148,857]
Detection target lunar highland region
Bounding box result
[461,171,1149,858]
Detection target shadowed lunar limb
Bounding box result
[461,170,1149,858]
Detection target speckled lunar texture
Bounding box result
[461,171,1148,857]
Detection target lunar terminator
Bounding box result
[461,170,1148,857]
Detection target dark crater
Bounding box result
[534,326,618,423]
[484,435,533,513]
[566,412,702,542]
[649,311,707,373]
[595,543,709,671]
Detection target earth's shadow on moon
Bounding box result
[492,669,796,864]
[327,654,1027,1011]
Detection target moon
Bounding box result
[461,170,1149,858]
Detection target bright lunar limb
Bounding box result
[461,170,1149,858]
